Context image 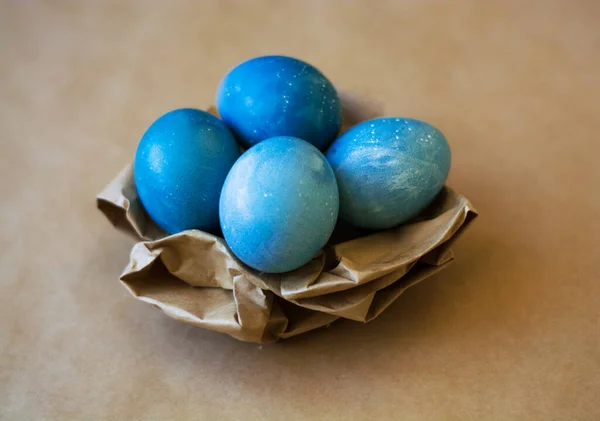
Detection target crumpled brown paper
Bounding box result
[97,93,478,343]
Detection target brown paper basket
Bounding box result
[97,93,478,343]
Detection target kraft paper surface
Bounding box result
[4,2,599,419]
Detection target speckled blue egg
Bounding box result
[216,55,342,151]
[220,136,339,273]
[134,108,240,234]
[326,117,451,230]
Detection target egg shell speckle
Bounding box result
[326,117,451,229]
[134,108,240,234]
[220,136,339,273]
[216,55,342,151]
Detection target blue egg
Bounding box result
[220,137,339,273]
[325,117,451,230]
[134,108,240,234]
[216,55,342,151]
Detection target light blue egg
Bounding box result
[134,108,240,234]
[216,55,342,151]
[220,136,339,273]
[325,117,451,229]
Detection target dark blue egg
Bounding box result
[326,118,451,229]
[134,108,240,234]
[220,136,339,273]
[216,55,342,151]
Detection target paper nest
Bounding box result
[96,93,478,343]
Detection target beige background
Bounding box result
[1,1,599,420]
